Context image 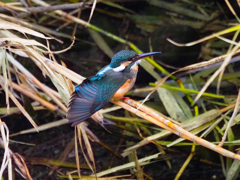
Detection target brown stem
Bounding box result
[0,2,90,13]
[0,77,57,111]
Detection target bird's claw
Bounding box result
[121,97,130,101]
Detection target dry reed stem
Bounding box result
[6,52,68,112]
[0,2,89,13]
[0,2,28,12]
[6,89,38,129]
[194,46,239,103]
[18,72,67,112]
[42,85,62,99]
[32,76,68,112]
[10,119,69,137]
[219,88,240,146]
[0,120,32,179]
[0,76,57,111]
[115,99,240,160]
[0,119,10,178]
[49,137,75,175]
[45,60,85,84]
[12,153,33,180]
[111,100,185,137]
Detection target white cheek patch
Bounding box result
[113,64,125,72]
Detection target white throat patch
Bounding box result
[131,59,141,69]
[113,64,125,72]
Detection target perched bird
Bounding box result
[68,50,160,126]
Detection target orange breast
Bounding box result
[112,78,136,100]
[112,64,138,100]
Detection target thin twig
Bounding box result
[115,99,240,160]
[0,2,90,13]
[219,88,240,146]
[0,76,57,111]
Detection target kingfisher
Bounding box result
[68,50,160,126]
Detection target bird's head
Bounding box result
[110,50,161,70]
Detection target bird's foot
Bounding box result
[121,97,130,101]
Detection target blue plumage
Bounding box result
[110,50,138,68]
[68,50,161,126]
[68,68,130,126]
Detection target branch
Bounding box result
[0,2,90,13]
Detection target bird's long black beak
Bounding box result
[134,52,161,61]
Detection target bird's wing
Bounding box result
[68,79,109,126]
[68,69,129,126]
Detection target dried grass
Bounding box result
[1,0,240,179]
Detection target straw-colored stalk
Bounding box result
[114,99,240,160]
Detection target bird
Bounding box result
[68,50,161,126]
